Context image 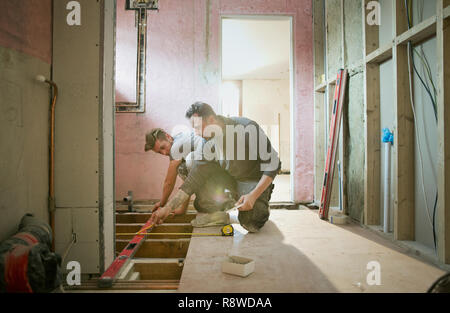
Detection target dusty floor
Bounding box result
[178,210,445,293]
[271,174,291,202]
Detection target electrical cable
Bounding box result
[405,0,438,249]
[405,1,438,120]
[59,233,77,293]
[406,41,434,231]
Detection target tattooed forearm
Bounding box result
[165,190,189,212]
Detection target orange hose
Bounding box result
[47,80,58,252]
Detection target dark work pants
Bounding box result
[235,181,274,231]
[178,161,235,213]
[180,161,274,230]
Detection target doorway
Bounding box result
[220,16,294,203]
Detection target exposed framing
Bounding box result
[313,0,347,212]
[436,0,450,263]
[313,0,450,264]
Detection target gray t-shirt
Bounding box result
[169,131,204,162]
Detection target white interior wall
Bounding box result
[222,18,290,80]
[221,18,292,174]
[242,79,291,172]
[52,0,116,274]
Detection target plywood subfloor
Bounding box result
[271,174,291,202]
[178,210,445,293]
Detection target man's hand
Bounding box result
[151,190,190,225]
[235,175,273,212]
[152,201,162,213]
[236,193,258,212]
[149,206,171,226]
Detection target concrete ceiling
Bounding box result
[221,18,291,80]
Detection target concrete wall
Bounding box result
[0,0,52,241]
[115,0,314,203]
[242,79,291,172]
[52,0,116,273]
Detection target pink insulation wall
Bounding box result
[115,0,314,203]
[0,0,52,64]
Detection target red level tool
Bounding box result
[98,217,154,288]
[319,69,348,220]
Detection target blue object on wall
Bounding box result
[382,128,394,144]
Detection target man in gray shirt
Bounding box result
[145,128,235,220]
[150,102,281,233]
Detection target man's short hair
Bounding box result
[145,128,168,152]
[185,102,217,119]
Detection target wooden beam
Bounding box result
[116,212,196,224]
[393,37,415,240]
[363,0,379,55]
[315,83,327,93]
[364,64,381,225]
[314,92,326,203]
[363,0,381,225]
[133,259,184,280]
[366,43,393,64]
[444,5,450,19]
[116,223,193,239]
[116,239,190,259]
[396,15,437,46]
[65,280,180,291]
[395,0,409,36]
[437,0,450,264]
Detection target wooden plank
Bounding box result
[116,239,190,258]
[65,280,180,291]
[437,0,450,264]
[133,260,184,280]
[315,83,327,93]
[363,0,379,55]
[395,0,409,36]
[363,0,381,225]
[315,92,326,203]
[364,63,381,225]
[444,5,450,19]
[116,212,196,224]
[116,223,193,236]
[366,43,393,64]
[117,203,196,212]
[396,15,437,46]
[393,43,415,241]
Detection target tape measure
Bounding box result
[221,224,234,237]
[116,224,235,237]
